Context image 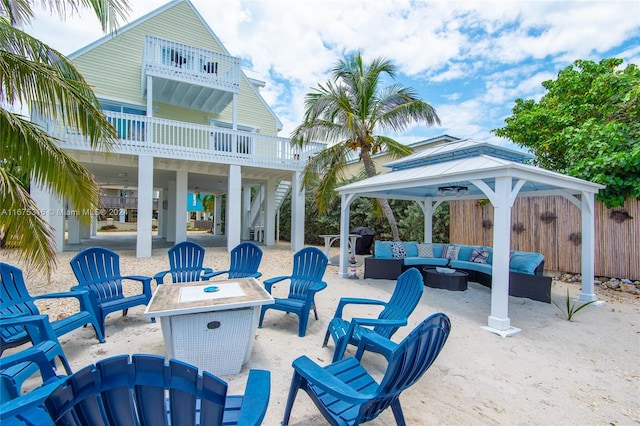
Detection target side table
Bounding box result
[422,268,468,291]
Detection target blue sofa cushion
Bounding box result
[509,251,544,274]
[450,260,493,276]
[404,257,449,267]
[403,242,419,257]
[457,245,478,262]
[374,241,394,259]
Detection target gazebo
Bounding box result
[335,139,605,336]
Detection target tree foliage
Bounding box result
[0,0,130,274]
[291,51,440,240]
[493,58,640,207]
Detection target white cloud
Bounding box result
[22,0,640,140]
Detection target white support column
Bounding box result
[91,215,97,237]
[136,155,154,257]
[214,196,222,235]
[419,199,442,243]
[264,178,276,246]
[167,181,176,242]
[67,208,81,244]
[157,190,165,238]
[242,184,252,240]
[339,194,357,277]
[30,183,65,252]
[227,165,242,251]
[175,171,188,244]
[483,176,520,336]
[291,171,305,252]
[579,192,597,302]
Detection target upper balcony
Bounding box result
[142,36,241,113]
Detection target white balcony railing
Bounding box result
[41,112,326,169]
[143,36,241,93]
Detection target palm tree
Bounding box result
[292,52,440,241]
[0,0,131,274]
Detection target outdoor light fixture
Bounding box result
[437,185,469,195]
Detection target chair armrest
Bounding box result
[291,356,370,405]
[122,275,153,298]
[32,290,88,301]
[263,276,289,292]
[0,315,57,344]
[200,268,215,280]
[334,298,386,318]
[202,270,228,280]
[354,331,398,361]
[309,281,328,293]
[0,347,59,384]
[351,317,407,329]
[153,270,169,284]
[236,369,270,425]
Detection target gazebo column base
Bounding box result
[483,315,521,337]
[481,325,522,337]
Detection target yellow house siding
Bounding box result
[72,1,279,134]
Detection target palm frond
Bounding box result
[1,0,130,31]
[0,109,101,219]
[0,167,56,274]
[0,21,117,148]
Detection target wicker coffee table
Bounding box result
[422,268,469,291]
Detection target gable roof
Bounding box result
[69,0,282,130]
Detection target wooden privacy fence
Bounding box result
[450,197,639,280]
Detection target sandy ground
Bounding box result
[3,241,639,425]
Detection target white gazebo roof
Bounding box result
[334,139,604,336]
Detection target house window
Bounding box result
[101,101,146,140]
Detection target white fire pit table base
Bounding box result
[144,279,274,376]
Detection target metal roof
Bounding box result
[337,141,604,200]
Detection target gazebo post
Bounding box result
[338,194,357,277]
[483,176,521,337]
[579,192,597,302]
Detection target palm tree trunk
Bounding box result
[361,152,401,241]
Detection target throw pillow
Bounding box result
[391,242,407,259]
[417,243,434,258]
[441,244,460,260]
[470,248,490,264]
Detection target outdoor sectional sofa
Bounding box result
[364,241,552,303]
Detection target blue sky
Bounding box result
[26,0,640,147]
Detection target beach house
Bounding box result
[30,0,324,257]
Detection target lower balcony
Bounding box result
[39,111,325,170]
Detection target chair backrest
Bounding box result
[227,242,263,279]
[288,247,328,299]
[0,263,40,346]
[374,268,424,338]
[359,312,451,423]
[167,241,207,283]
[44,354,229,425]
[69,247,124,303]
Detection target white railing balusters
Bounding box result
[36,112,326,168]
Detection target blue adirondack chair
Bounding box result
[153,241,214,284]
[69,247,153,338]
[323,267,424,362]
[258,247,328,337]
[0,315,71,402]
[18,354,269,426]
[0,347,65,404]
[203,242,263,280]
[283,312,451,426]
[1,262,104,350]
